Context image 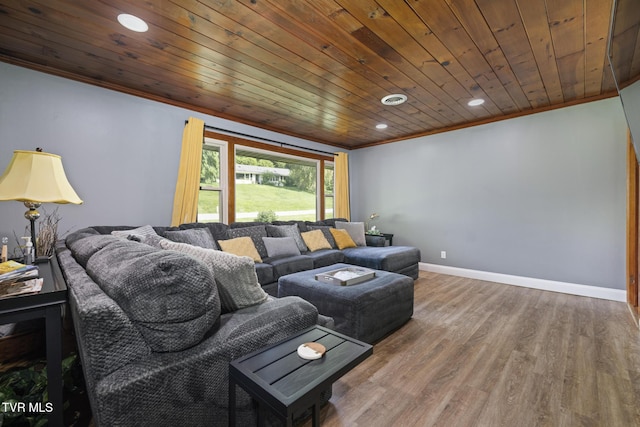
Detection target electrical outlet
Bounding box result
[441,251,446,259]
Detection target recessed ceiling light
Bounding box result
[117,14,148,32]
[467,98,485,107]
[381,94,407,106]
[376,123,388,130]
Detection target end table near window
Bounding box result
[365,232,394,247]
[0,256,67,427]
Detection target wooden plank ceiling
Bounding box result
[0,0,638,149]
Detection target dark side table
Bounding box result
[0,256,67,427]
[365,232,394,246]
[229,325,373,426]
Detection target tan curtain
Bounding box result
[334,151,350,220]
[171,117,205,226]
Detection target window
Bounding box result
[198,138,227,223]
[324,162,334,219]
[198,132,332,224]
[235,146,319,222]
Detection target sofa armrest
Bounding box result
[89,296,320,426]
[56,244,151,384]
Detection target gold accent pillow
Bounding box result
[329,228,357,249]
[218,236,262,262]
[301,229,331,252]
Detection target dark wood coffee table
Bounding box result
[229,325,373,426]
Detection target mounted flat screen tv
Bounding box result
[608,0,640,157]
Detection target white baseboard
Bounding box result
[419,262,627,302]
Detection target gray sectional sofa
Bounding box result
[57,228,333,427]
[55,219,420,426]
[178,218,421,295]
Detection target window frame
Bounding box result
[202,131,333,223]
[198,137,228,224]
[324,161,335,219]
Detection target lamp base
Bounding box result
[23,201,41,259]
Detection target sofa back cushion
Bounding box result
[178,222,230,245]
[65,229,112,267]
[110,224,158,241]
[164,228,218,249]
[77,235,221,352]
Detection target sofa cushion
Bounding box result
[218,236,262,263]
[329,228,357,249]
[342,246,421,273]
[266,224,307,252]
[265,255,315,281]
[81,236,221,352]
[316,218,348,227]
[164,228,218,249]
[335,221,366,246]
[137,233,168,248]
[228,225,269,259]
[178,222,230,244]
[254,262,275,286]
[159,240,268,313]
[66,232,117,268]
[262,236,301,258]
[272,220,308,233]
[111,225,158,240]
[301,229,332,252]
[303,249,345,268]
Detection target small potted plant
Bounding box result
[366,213,381,235]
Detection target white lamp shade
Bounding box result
[0,150,83,204]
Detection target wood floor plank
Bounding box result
[303,271,640,427]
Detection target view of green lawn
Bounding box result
[198,184,333,222]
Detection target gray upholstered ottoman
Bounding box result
[278,263,414,343]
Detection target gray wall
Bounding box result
[0,62,336,256]
[0,62,629,290]
[350,98,628,290]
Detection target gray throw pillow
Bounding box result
[160,240,268,313]
[262,237,301,258]
[111,225,158,240]
[66,233,120,268]
[266,224,307,252]
[84,236,220,352]
[228,225,268,259]
[138,234,168,249]
[164,228,218,249]
[336,221,366,246]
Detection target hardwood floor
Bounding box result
[304,271,640,427]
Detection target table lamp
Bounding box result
[0,148,83,259]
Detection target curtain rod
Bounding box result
[187,121,338,156]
